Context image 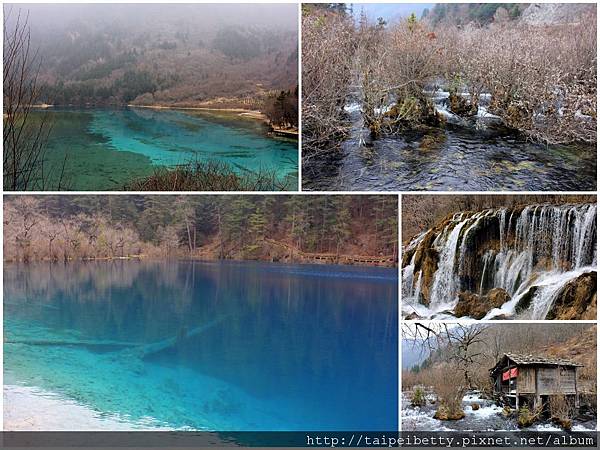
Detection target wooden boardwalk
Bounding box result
[263,238,396,266]
[193,238,396,266]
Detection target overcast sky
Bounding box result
[5,3,298,34]
[351,3,434,22]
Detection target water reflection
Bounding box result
[4,261,398,430]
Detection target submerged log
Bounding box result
[131,314,230,359]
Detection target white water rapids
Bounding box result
[402,203,597,319]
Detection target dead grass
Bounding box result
[125,160,290,191]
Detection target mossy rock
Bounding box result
[455,288,511,319]
[448,92,477,117]
[383,95,443,130]
[546,272,597,320]
[552,417,572,431]
[471,403,480,411]
[434,405,465,421]
[517,406,536,428]
[411,387,427,407]
[369,121,382,139]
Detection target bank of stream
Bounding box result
[401,391,597,432]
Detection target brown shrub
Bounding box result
[301,7,355,156]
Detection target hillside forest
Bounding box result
[402,194,597,242]
[3,195,398,267]
[4,4,299,126]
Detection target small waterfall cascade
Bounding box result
[402,203,597,319]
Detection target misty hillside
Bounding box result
[423,3,595,26]
[402,339,431,370]
[6,4,298,107]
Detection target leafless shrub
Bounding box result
[3,8,64,190]
[301,6,355,158]
[549,392,576,430]
[423,363,467,418]
[402,369,420,391]
[307,10,596,146]
[361,17,446,136]
[444,16,596,143]
[578,350,597,415]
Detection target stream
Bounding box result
[401,391,597,432]
[303,89,596,191]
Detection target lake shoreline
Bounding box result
[3,254,397,269]
[32,103,299,138]
[4,384,171,431]
[128,104,299,138]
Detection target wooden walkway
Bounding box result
[263,238,396,265]
[193,238,396,266]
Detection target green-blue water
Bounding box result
[32,108,298,190]
[4,261,398,431]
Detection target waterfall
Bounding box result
[428,217,470,310]
[402,203,597,319]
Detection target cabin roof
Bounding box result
[490,353,583,375]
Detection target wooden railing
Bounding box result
[263,238,396,265]
[193,238,396,266]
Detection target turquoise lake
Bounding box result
[31,108,298,190]
[4,261,398,431]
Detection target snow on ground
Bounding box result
[401,405,453,432]
[4,385,173,431]
[465,403,504,419]
[343,103,362,113]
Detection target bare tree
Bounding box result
[3,8,63,190]
[403,322,487,389]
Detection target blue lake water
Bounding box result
[30,108,298,190]
[4,261,398,431]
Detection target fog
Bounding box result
[5,3,298,37]
[4,3,298,106]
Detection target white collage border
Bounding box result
[0,0,598,434]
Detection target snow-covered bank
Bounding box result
[4,385,173,431]
[402,390,597,432]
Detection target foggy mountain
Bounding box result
[5,3,298,106]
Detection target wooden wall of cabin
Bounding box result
[518,366,536,394]
[536,366,577,395]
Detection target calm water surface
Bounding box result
[4,261,398,431]
[32,108,298,190]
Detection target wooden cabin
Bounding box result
[490,353,583,411]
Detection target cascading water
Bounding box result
[402,203,597,320]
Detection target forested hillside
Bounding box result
[402,194,596,242]
[8,4,297,109]
[4,195,398,266]
[422,3,594,26]
[422,3,526,25]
